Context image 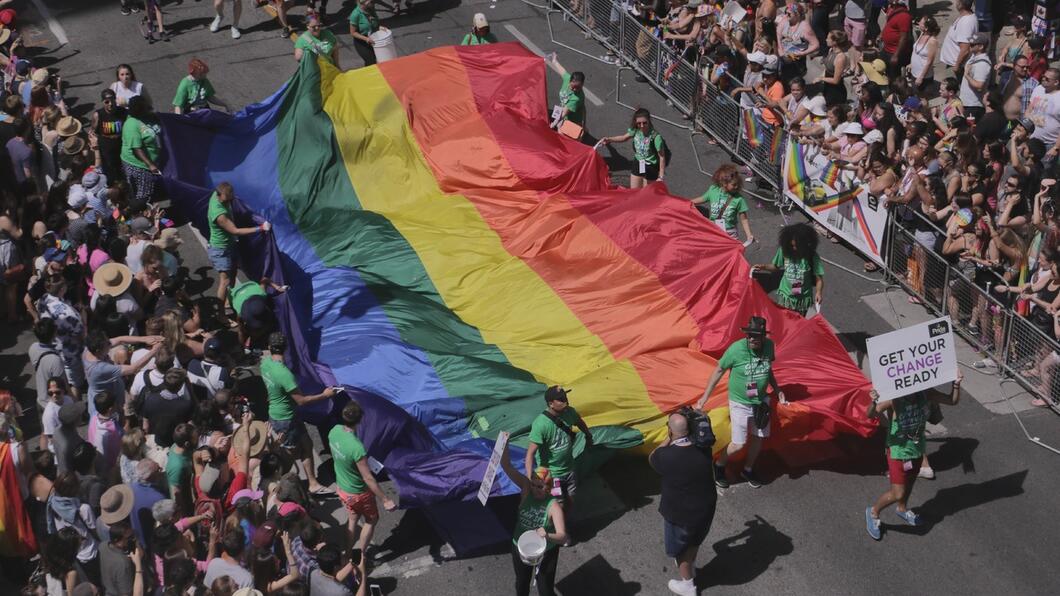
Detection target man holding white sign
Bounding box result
[864,371,961,540]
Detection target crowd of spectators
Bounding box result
[0,4,412,596]
[586,0,1060,405]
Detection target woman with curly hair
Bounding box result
[690,163,754,244]
[753,223,825,316]
[42,527,86,595]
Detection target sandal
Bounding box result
[908,295,923,305]
[864,262,879,272]
[1031,398,1049,407]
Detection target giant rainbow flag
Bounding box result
[161,44,874,552]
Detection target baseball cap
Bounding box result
[803,95,827,117]
[204,336,224,359]
[971,32,990,46]
[252,521,278,549]
[43,245,69,263]
[278,502,306,518]
[473,12,488,28]
[58,401,86,426]
[1019,118,1036,134]
[129,216,156,237]
[902,96,923,111]
[545,385,570,403]
[747,51,767,65]
[231,488,265,506]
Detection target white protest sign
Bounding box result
[720,1,747,27]
[478,431,510,506]
[866,317,957,402]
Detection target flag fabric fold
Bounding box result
[161,44,874,553]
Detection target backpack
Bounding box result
[650,131,673,166]
[679,406,716,450]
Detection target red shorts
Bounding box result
[887,455,922,485]
[337,488,379,521]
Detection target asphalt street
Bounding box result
[2,0,1059,594]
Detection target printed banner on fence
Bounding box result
[866,317,957,402]
[782,141,888,265]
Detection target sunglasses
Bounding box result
[48,390,62,396]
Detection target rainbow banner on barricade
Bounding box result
[161,45,874,552]
[782,140,888,266]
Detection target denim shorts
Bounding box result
[207,246,234,273]
[664,517,712,558]
[270,417,304,449]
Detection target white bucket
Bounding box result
[516,531,546,566]
[370,28,398,63]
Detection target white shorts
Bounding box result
[729,399,770,443]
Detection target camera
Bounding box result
[234,396,251,419]
[679,406,716,450]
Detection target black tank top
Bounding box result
[95,106,127,139]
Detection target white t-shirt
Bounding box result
[958,54,991,108]
[126,238,147,275]
[940,14,977,67]
[109,80,145,108]
[41,396,74,451]
[1028,86,1060,146]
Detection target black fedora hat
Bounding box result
[741,316,769,336]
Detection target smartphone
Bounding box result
[369,586,383,596]
[350,548,362,566]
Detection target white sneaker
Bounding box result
[667,578,696,596]
[918,466,935,480]
[231,27,241,39]
[209,15,222,32]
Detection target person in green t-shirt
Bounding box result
[500,438,568,595]
[689,163,754,244]
[230,277,286,347]
[752,223,825,316]
[864,369,962,540]
[600,108,667,189]
[172,58,230,115]
[294,14,340,66]
[348,0,381,67]
[696,316,786,489]
[329,401,397,552]
[460,13,497,45]
[166,422,197,512]
[524,386,593,519]
[262,331,337,495]
[207,182,271,305]
[121,96,164,204]
[555,71,586,129]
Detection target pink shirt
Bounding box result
[77,246,111,297]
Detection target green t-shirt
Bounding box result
[120,116,161,170]
[349,6,380,36]
[528,407,580,477]
[511,494,557,550]
[172,76,215,112]
[207,193,233,249]
[295,30,339,62]
[717,338,775,406]
[559,73,586,125]
[461,32,497,45]
[165,449,191,494]
[261,357,299,421]
[230,281,267,316]
[328,425,368,494]
[886,394,927,460]
[770,248,824,312]
[626,128,664,165]
[700,185,748,235]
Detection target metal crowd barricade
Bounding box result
[1004,315,1058,400]
[549,0,1057,408]
[884,212,1056,407]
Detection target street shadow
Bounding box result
[925,436,979,474]
[836,331,869,369]
[557,554,641,596]
[183,265,216,297]
[376,507,449,564]
[697,515,794,588]
[888,470,1028,536]
[166,16,216,36]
